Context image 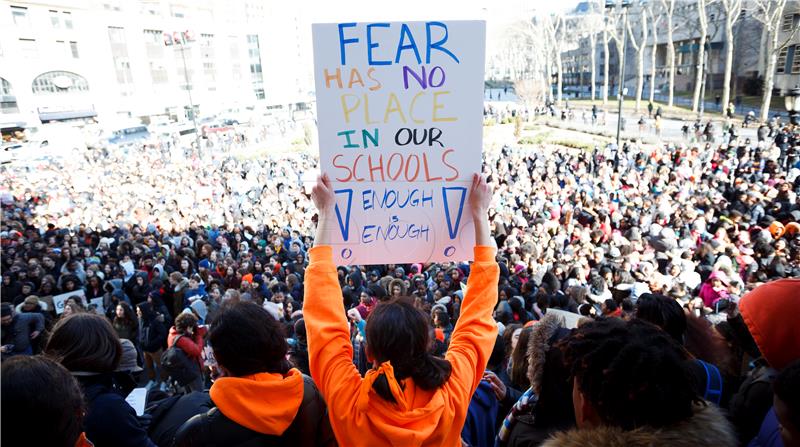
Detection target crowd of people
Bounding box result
[1,111,800,447]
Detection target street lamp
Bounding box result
[606,0,631,148]
[164,31,201,150]
[784,85,800,125]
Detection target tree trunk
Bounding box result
[661,0,676,107]
[630,11,648,113]
[691,0,708,113]
[603,28,610,105]
[760,28,778,122]
[556,49,563,106]
[591,32,597,101]
[649,16,659,103]
[721,18,734,117]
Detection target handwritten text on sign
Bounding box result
[312,21,486,264]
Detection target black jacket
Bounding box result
[173,375,336,447]
[78,374,157,447]
[139,318,167,353]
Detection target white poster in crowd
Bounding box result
[313,21,486,264]
[546,308,583,329]
[52,290,86,315]
[89,298,105,315]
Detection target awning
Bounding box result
[38,109,97,122]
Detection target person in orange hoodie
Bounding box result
[728,278,800,443]
[304,173,499,447]
[173,301,336,446]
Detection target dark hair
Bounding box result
[510,327,534,389]
[635,293,687,344]
[366,297,452,403]
[502,323,523,362]
[175,312,198,333]
[208,302,290,376]
[774,359,800,419]
[114,301,138,330]
[1,356,85,447]
[561,318,698,430]
[433,307,451,328]
[45,313,122,373]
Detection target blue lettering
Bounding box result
[366,23,391,66]
[361,189,374,210]
[395,23,421,64]
[338,23,358,65]
[426,22,459,64]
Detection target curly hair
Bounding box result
[560,318,700,430]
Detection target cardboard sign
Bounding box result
[52,290,86,315]
[312,21,486,264]
[546,308,582,329]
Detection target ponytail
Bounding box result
[371,353,452,403]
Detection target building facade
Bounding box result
[0,0,314,127]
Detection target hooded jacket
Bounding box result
[173,371,335,447]
[541,402,736,447]
[304,246,499,447]
[461,380,499,447]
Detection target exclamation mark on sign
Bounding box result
[441,186,467,239]
[334,189,353,241]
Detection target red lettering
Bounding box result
[367,154,385,182]
[441,148,459,181]
[352,154,365,182]
[332,154,353,182]
[404,154,421,181]
[386,153,403,181]
[422,153,442,182]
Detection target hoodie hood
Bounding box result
[356,361,447,444]
[209,368,305,436]
[739,278,800,370]
[527,312,570,395]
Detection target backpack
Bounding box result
[161,335,200,386]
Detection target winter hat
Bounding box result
[116,339,143,373]
[190,300,208,321]
[198,259,211,269]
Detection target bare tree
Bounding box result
[660,0,676,107]
[602,10,614,105]
[543,13,566,106]
[627,7,649,112]
[648,3,663,104]
[691,0,710,113]
[750,0,800,122]
[720,0,743,115]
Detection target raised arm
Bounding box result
[444,174,499,401]
[304,175,362,403]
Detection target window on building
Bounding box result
[70,41,79,58]
[63,11,73,29]
[31,71,89,94]
[782,14,799,32]
[11,6,29,27]
[50,10,60,28]
[783,45,797,74]
[1,77,13,96]
[55,40,67,57]
[108,26,126,44]
[170,4,186,18]
[19,38,37,58]
[143,29,164,59]
[148,62,169,84]
[777,46,788,74]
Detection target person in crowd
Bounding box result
[167,312,207,392]
[545,318,737,446]
[305,173,498,446]
[1,302,44,357]
[2,355,92,447]
[113,301,139,345]
[728,278,800,444]
[137,301,167,389]
[173,301,335,446]
[44,313,156,447]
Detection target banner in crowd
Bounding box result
[312,20,486,264]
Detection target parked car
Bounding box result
[106,125,150,145]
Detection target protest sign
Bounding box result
[52,290,86,315]
[546,308,583,329]
[312,20,486,264]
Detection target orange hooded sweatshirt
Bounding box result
[738,278,800,370]
[305,245,499,447]
[208,368,305,435]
